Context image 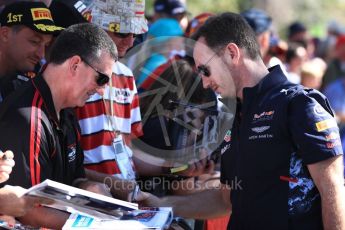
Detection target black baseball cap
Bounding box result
[49,0,88,28]
[241,8,272,35]
[154,0,187,15]
[288,22,307,38]
[0,1,63,34]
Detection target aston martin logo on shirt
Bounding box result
[251,126,270,133]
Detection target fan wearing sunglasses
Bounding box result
[53,0,150,198]
[0,23,117,229]
[81,57,111,88]
[107,32,138,58]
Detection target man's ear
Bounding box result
[68,55,82,75]
[0,26,11,43]
[225,43,240,63]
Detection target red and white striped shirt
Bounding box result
[75,61,143,176]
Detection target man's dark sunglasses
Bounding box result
[197,65,211,77]
[196,52,218,78]
[81,58,110,86]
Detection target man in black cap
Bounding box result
[0,2,62,224]
[0,1,63,101]
[288,21,308,43]
[241,8,288,74]
[153,0,188,31]
[240,8,272,60]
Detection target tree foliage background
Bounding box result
[146,0,345,38]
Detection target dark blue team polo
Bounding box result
[220,65,343,230]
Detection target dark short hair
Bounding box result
[49,23,117,65]
[193,12,261,59]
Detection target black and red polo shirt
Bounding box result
[0,74,85,188]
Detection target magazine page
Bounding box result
[23,179,138,220]
[62,207,173,230]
